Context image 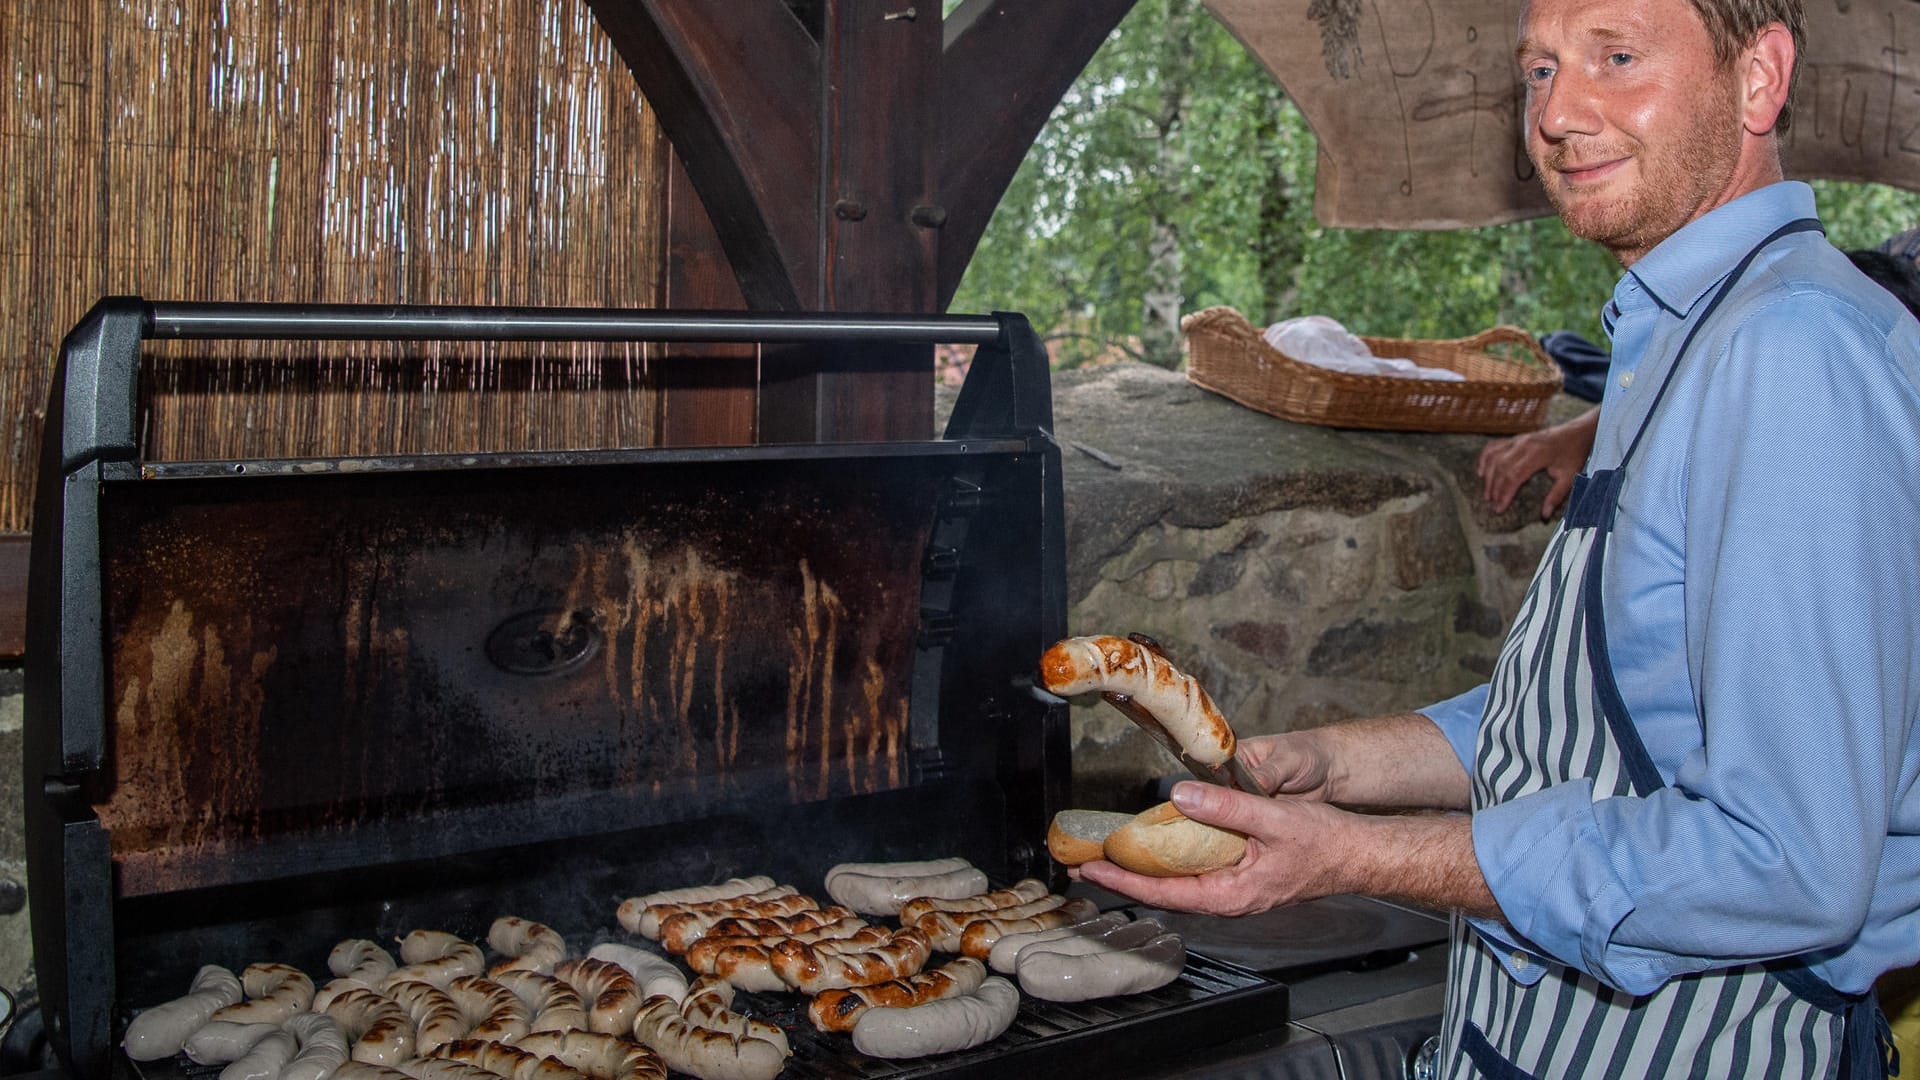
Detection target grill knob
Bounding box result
[485,609,602,676]
[1406,1034,1442,1080]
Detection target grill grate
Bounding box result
[125,950,1284,1080]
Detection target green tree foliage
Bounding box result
[951,1,1920,368]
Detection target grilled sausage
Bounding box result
[630,996,787,1080]
[661,903,845,954]
[822,858,971,891]
[958,898,1101,959]
[685,920,884,975]
[384,978,468,1056]
[387,932,486,990]
[987,911,1129,973]
[446,975,531,1044]
[914,893,1071,952]
[489,917,568,977]
[825,866,990,917]
[553,958,642,1036]
[677,978,789,1055]
[625,886,800,940]
[1015,925,1185,1002]
[806,957,988,1033]
[324,988,417,1066]
[211,962,316,1025]
[898,879,1052,924]
[332,940,399,984]
[653,895,820,953]
[770,926,932,992]
[584,944,687,1004]
[123,964,245,1060]
[492,970,588,1034]
[515,1030,668,1080]
[438,1037,588,1080]
[220,1029,296,1080]
[281,1012,351,1080]
[184,1021,280,1065]
[850,976,1020,1058]
[1039,635,1234,765]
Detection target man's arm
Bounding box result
[1241,711,1474,810]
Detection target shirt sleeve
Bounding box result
[1418,683,1488,772]
[1469,293,1920,995]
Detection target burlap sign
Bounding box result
[1206,0,1920,229]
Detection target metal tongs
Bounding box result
[1102,632,1264,795]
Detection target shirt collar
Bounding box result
[1619,181,1819,319]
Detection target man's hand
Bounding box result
[1075,781,1503,920]
[1234,731,1336,801]
[1478,407,1600,518]
[1075,784,1359,916]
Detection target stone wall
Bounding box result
[0,362,1578,998]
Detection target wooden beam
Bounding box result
[0,532,26,659]
[586,0,821,309]
[757,0,937,443]
[653,150,759,447]
[936,0,1139,308]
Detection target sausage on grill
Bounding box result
[384,978,468,1056]
[489,916,568,977]
[958,898,1101,959]
[554,958,643,1036]
[517,1029,669,1080]
[281,1012,351,1080]
[183,1021,279,1065]
[584,944,687,1004]
[322,988,417,1066]
[806,957,988,1033]
[898,879,1051,924]
[122,964,244,1061]
[849,976,1021,1059]
[677,978,789,1055]
[624,885,800,940]
[446,975,531,1045]
[655,895,821,954]
[492,969,589,1034]
[770,926,932,992]
[218,1030,295,1080]
[438,1037,589,1080]
[210,962,316,1025]
[631,996,787,1080]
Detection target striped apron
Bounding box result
[1438,219,1895,1080]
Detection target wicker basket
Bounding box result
[1182,306,1561,434]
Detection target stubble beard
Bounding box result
[1534,81,1746,263]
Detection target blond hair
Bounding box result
[1687,0,1805,131]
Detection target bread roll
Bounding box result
[1101,802,1246,877]
[1046,810,1132,865]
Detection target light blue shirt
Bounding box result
[1423,181,1920,996]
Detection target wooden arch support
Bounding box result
[587,0,1137,440]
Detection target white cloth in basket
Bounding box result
[1262,316,1466,382]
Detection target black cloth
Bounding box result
[1538,330,1609,403]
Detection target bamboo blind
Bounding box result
[0,0,670,532]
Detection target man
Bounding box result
[1077,0,1920,1075]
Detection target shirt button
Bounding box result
[1619,370,1635,388]
[1511,951,1530,970]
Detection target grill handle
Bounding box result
[144,302,1007,345]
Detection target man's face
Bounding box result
[1516,0,1748,264]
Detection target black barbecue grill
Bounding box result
[23,300,1293,1080]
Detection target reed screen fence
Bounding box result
[0,0,671,532]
